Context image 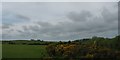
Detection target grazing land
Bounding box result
[2,35,120,60]
[2,44,49,58]
[0,43,2,59]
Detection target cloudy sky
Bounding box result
[1,2,118,41]
[1,0,119,2]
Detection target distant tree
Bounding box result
[41,40,44,42]
[92,36,98,40]
[37,39,41,41]
[59,41,63,44]
[68,40,71,44]
[112,35,120,50]
[31,39,35,41]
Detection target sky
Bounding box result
[1,0,120,2]
[1,2,119,41]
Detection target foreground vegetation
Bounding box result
[46,35,120,60]
[2,35,120,60]
[2,44,49,58]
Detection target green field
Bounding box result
[0,43,2,59]
[2,35,120,59]
[2,44,49,58]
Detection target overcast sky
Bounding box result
[1,0,119,2]
[1,2,118,41]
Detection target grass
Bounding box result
[2,44,49,58]
[0,43,2,59]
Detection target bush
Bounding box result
[46,43,118,59]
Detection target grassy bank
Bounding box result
[2,44,49,58]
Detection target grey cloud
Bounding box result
[15,14,30,21]
[17,8,117,40]
[2,2,118,40]
[17,30,23,33]
[101,8,118,22]
[29,25,40,32]
[22,26,29,31]
[5,7,118,40]
[119,2,120,34]
[67,11,92,22]
[36,21,52,27]
[2,24,13,29]
[2,11,30,24]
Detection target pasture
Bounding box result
[2,44,49,58]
